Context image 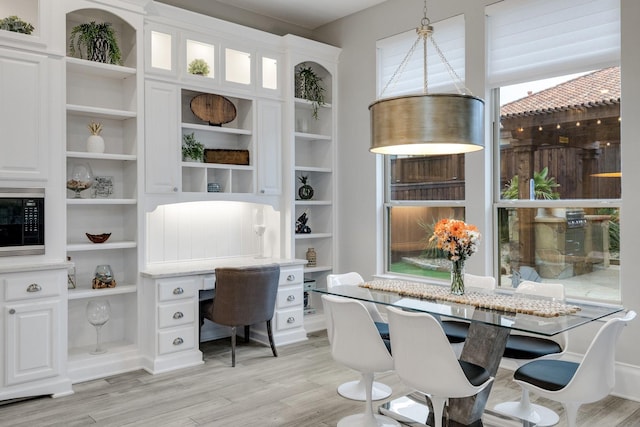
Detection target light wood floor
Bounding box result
[1,331,639,426]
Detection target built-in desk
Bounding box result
[316,280,623,426]
[140,257,307,374]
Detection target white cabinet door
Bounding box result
[5,300,60,386]
[0,48,48,180]
[256,100,282,195]
[145,80,180,194]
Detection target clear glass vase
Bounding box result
[450,259,465,295]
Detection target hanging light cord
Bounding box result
[379,0,473,98]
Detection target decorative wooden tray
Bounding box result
[204,149,249,165]
[190,93,237,126]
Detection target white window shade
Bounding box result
[376,14,465,98]
[487,0,620,86]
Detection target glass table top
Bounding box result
[314,281,624,336]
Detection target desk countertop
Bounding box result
[140,257,307,279]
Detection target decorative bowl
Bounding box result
[86,233,111,244]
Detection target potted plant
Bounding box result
[295,63,325,119]
[182,132,204,162]
[188,58,210,76]
[0,15,34,34]
[69,21,122,65]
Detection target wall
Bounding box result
[313,0,640,400]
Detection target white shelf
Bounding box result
[66,104,137,120]
[304,265,332,273]
[182,162,253,171]
[181,122,252,135]
[68,285,137,301]
[66,57,136,79]
[295,200,332,206]
[66,198,137,205]
[295,233,332,239]
[294,166,332,173]
[294,97,332,109]
[294,132,331,141]
[66,151,137,161]
[66,241,137,252]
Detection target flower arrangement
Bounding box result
[430,218,480,262]
[429,219,481,295]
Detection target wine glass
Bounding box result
[67,163,94,198]
[86,300,111,355]
[254,224,267,258]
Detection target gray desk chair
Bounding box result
[200,264,280,367]
[322,294,399,427]
[326,272,392,401]
[503,310,635,427]
[387,306,493,427]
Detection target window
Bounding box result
[488,0,621,302]
[378,15,466,280]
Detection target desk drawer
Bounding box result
[158,301,195,329]
[158,326,195,355]
[279,267,303,286]
[158,277,199,302]
[4,270,63,301]
[277,286,303,310]
[276,307,303,331]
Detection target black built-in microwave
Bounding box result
[0,188,45,256]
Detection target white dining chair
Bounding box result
[501,310,635,427]
[387,306,493,427]
[325,272,392,401]
[493,281,568,425]
[322,294,400,427]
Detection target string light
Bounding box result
[576,121,580,127]
[556,124,561,129]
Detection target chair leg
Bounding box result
[230,326,237,367]
[430,396,447,427]
[244,325,250,343]
[266,319,278,357]
[563,402,581,427]
[362,372,376,422]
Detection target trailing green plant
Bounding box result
[0,15,34,34]
[69,21,122,65]
[295,63,325,119]
[502,167,560,200]
[188,58,210,76]
[182,132,204,161]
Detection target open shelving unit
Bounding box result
[64,5,142,383]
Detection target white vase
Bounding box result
[86,135,105,153]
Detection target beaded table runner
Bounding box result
[360,279,581,317]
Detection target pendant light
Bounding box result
[369,1,484,155]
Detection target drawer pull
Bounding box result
[26,283,42,293]
[287,316,296,324]
[287,295,295,302]
[287,274,295,281]
[9,309,15,315]
[173,287,184,295]
[173,311,184,320]
[173,337,184,346]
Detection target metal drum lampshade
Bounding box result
[369,93,484,155]
[369,0,485,156]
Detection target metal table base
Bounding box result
[379,393,538,427]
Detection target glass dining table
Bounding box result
[314,280,624,427]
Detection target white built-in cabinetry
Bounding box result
[0,265,72,400]
[0,0,339,396]
[63,4,143,382]
[285,36,340,331]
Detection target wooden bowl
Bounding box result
[86,233,111,244]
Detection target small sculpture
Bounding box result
[296,210,312,234]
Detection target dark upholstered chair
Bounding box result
[200,264,280,367]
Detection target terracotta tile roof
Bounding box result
[501,67,620,117]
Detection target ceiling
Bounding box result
[155,0,387,30]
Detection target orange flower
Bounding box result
[430,219,481,261]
